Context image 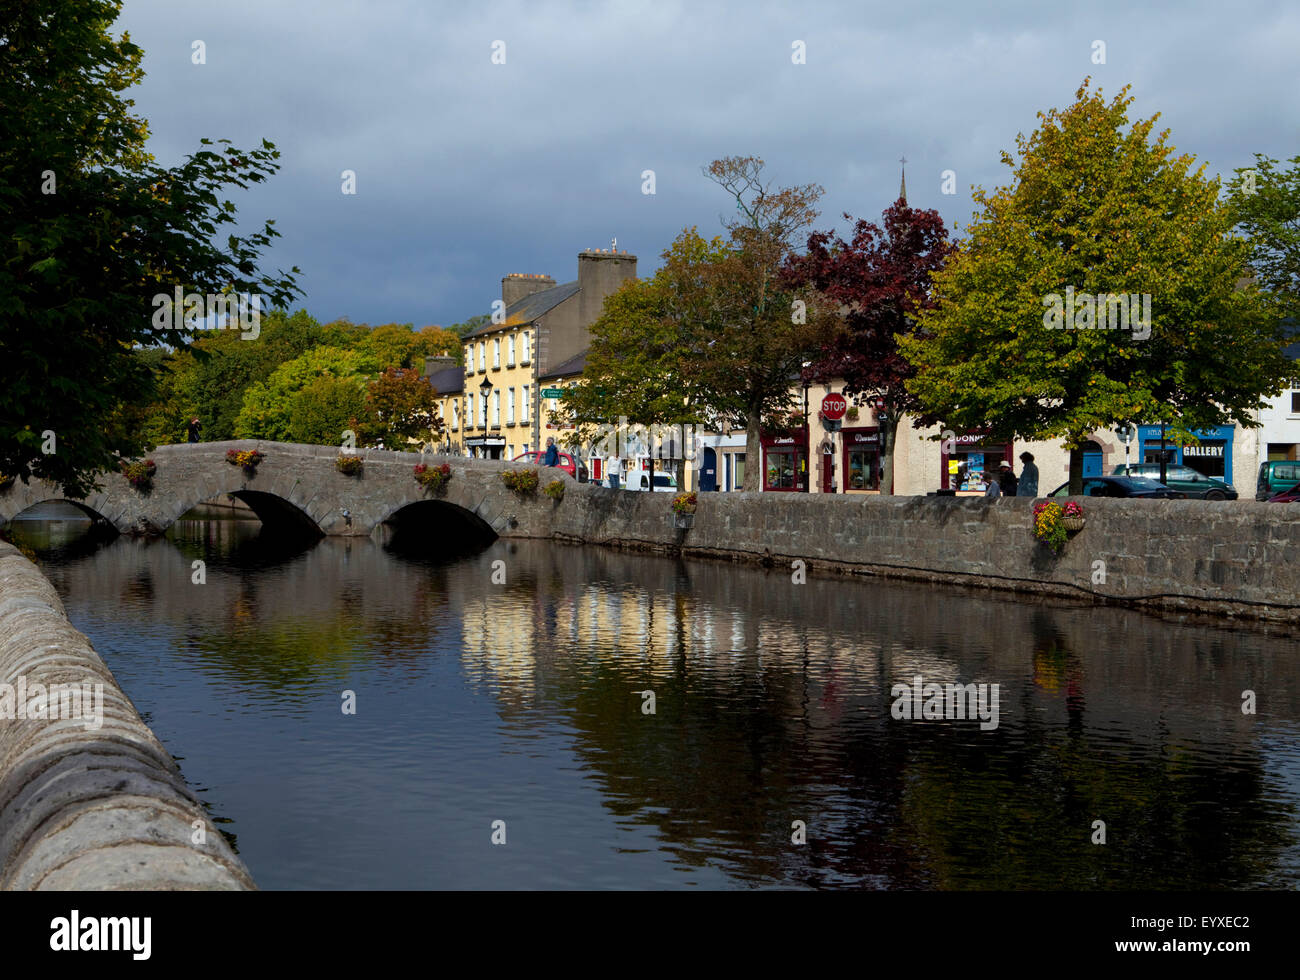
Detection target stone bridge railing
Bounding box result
[0,441,574,538]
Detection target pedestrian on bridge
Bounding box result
[187,417,201,443]
[543,437,559,468]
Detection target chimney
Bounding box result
[577,248,637,329]
[501,272,556,309]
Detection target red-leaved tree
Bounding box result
[783,199,954,494]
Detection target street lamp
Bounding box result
[479,377,493,458]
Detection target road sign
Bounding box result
[540,387,565,399]
[1116,423,1135,444]
[821,393,847,421]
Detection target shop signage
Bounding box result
[1183,444,1223,457]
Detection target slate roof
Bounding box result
[465,280,580,338]
[426,365,465,394]
[539,349,587,380]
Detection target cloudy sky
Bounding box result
[112,0,1298,328]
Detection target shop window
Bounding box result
[847,449,880,490]
[765,449,800,490]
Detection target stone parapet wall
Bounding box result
[0,542,254,890]
[529,488,1300,623]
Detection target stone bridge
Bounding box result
[0,441,575,538]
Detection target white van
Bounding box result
[621,471,679,492]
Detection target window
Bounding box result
[507,335,516,367]
[479,392,487,429]
[492,390,500,427]
[521,332,531,364]
[764,449,799,490]
[1291,391,1300,414]
[451,400,459,431]
[493,339,501,370]
[847,449,880,490]
[521,385,530,423]
[734,453,745,490]
[477,342,485,373]
[507,387,515,425]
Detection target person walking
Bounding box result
[983,469,1001,497]
[543,437,559,468]
[186,417,201,443]
[607,454,621,489]
[1016,451,1039,497]
[998,460,1018,497]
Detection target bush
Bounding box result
[119,458,157,491]
[543,479,565,501]
[671,491,697,515]
[414,462,452,492]
[501,468,540,495]
[335,454,364,476]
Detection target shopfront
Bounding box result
[940,432,1015,492]
[1137,424,1235,483]
[761,429,809,492]
[465,435,506,459]
[841,427,882,492]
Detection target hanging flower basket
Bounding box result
[543,479,565,502]
[226,449,264,476]
[335,454,364,476]
[120,459,157,492]
[414,462,452,492]
[1060,501,1086,532]
[501,469,540,495]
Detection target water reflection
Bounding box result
[4,514,1298,890]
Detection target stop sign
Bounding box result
[820,393,847,421]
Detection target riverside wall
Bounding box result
[0,541,254,890]
[525,487,1300,624]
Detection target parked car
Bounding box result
[1048,476,1183,499]
[1266,482,1300,503]
[621,470,679,492]
[1110,463,1237,500]
[1256,460,1300,500]
[512,450,588,483]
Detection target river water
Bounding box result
[6,505,1300,890]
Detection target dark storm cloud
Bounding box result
[113,0,1299,327]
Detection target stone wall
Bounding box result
[0,542,254,889]
[524,487,1300,624]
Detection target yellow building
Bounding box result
[428,249,636,461]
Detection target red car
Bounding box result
[512,451,589,483]
[1267,482,1300,502]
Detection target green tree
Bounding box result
[235,347,376,441]
[287,375,368,447]
[1224,153,1300,322]
[0,0,300,494]
[557,233,728,485]
[902,81,1290,493]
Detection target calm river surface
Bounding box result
[7,506,1300,889]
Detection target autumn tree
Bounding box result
[360,367,443,449]
[685,156,836,470]
[0,0,300,494]
[783,199,955,494]
[902,80,1290,493]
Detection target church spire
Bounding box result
[899,155,908,204]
